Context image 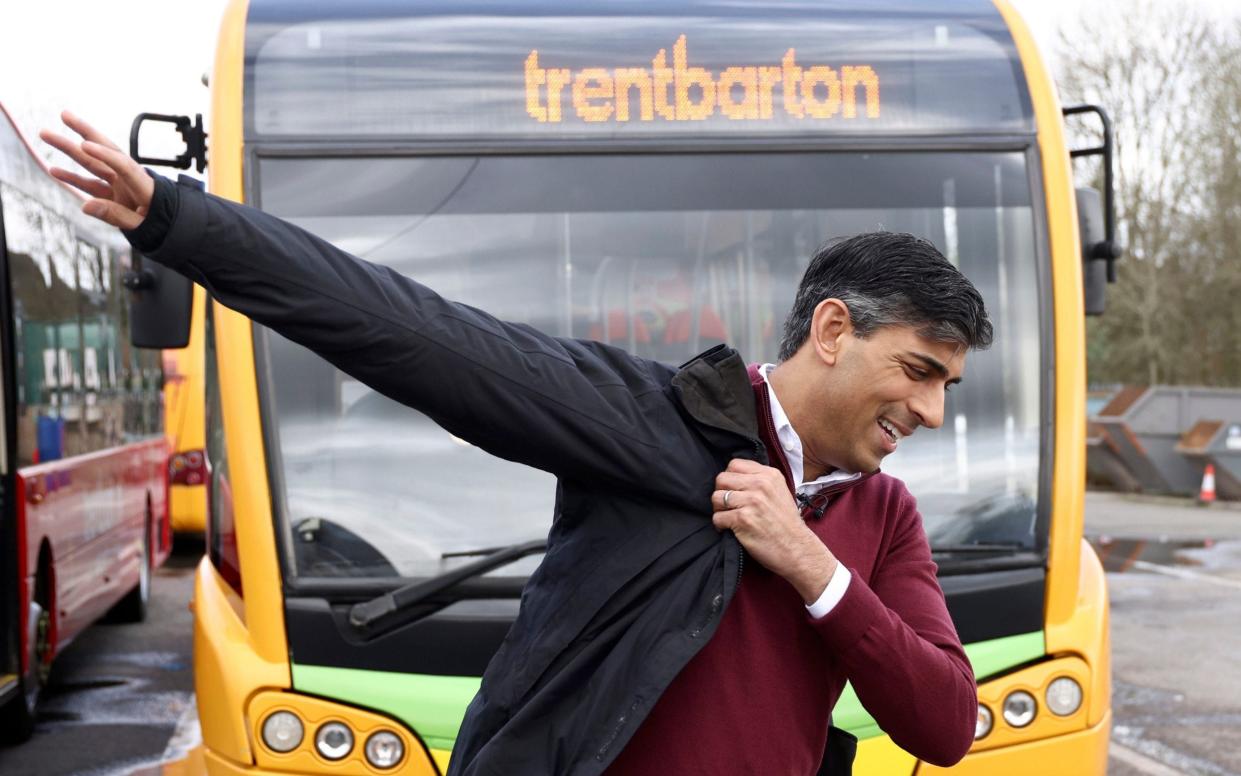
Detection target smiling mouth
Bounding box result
[878,418,905,446]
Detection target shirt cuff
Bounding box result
[805,564,852,619]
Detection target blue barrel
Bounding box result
[36,414,65,462]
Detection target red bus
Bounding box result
[0,102,175,741]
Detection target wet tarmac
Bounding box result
[1088,535,1216,573]
[1088,492,1241,776]
[0,541,199,776]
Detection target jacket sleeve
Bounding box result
[125,174,694,499]
[809,489,977,766]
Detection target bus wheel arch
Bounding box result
[0,545,54,742]
[32,544,55,686]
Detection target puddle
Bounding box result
[109,651,188,671]
[51,677,130,693]
[36,709,82,722]
[1087,535,1214,572]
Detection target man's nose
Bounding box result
[910,385,946,430]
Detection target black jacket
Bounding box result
[126,175,881,775]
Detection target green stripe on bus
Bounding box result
[833,630,1045,740]
[292,630,1044,749]
[291,664,479,752]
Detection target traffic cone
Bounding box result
[1198,463,1217,505]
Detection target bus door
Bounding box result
[0,171,17,711]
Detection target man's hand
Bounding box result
[712,458,838,603]
[39,111,154,230]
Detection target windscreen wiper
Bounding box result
[348,539,547,631]
[931,542,1026,554]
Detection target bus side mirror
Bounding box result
[1064,104,1123,316]
[1076,187,1111,316]
[124,255,192,348]
[129,113,208,173]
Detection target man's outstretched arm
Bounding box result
[42,112,711,501]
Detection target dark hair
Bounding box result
[777,232,993,362]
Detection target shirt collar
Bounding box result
[758,363,861,496]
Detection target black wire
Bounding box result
[359,158,482,261]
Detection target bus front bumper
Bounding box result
[169,484,207,534]
[916,710,1111,775]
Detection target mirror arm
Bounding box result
[1064,104,1122,280]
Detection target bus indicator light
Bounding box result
[169,450,206,486]
[365,731,405,769]
[1045,677,1083,716]
[314,721,354,760]
[261,710,304,753]
[525,36,880,126]
[975,704,993,740]
[1002,690,1037,728]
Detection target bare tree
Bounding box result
[1058,1,1241,386]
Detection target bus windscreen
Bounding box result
[247,3,1033,139]
[256,150,1042,580]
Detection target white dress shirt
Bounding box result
[758,363,859,618]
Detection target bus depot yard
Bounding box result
[3,0,1241,773]
[0,496,1237,776]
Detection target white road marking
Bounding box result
[1131,560,1241,590]
[160,698,202,762]
[1110,740,1190,776]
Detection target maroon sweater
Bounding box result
[605,365,976,774]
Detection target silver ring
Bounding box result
[723,490,733,508]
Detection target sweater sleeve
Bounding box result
[808,489,977,766]
[120,175,711,503]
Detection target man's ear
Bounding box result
[810,299,851,366]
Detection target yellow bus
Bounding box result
[126,116,210,537]
[157,0,1118,772]
[161,286,207,534]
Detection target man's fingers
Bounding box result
[83,198,143,231]
[61,110,122,151]
[726,458,766,473]
[714,471,758,493]
[49,166,113,199]
[40,129,101,172]
[711,510,733,532]
[711,488,748,511]
[81,141,136,179]
[47,139,120,184]
[82,141,153,208]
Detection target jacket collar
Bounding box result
[670,345,760,444]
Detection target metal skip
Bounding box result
[1091,385,1241,498]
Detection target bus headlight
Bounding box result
[261,710,304,753]
[975,704,993,740]
[1002,690,1037,727]
[1046,676,1083,716]
[365,730,405,769]
[314,721,354,760]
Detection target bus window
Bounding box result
[204,301,241,592]
[255,150,1041,580]
[0,185,83,465]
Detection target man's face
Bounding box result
[805,323,966,474]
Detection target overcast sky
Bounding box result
[1,0,1237,182]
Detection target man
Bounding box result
[44,111,988,775]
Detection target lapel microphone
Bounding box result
[796,493,828,520]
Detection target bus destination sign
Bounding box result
[250,13,1032,139]
[525,36,880,126]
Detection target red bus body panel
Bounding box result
[16,437,170,658]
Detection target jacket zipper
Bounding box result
[731,439,768,592]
